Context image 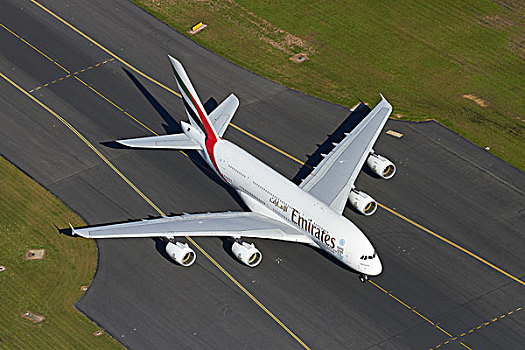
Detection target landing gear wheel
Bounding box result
[359,274,369,283]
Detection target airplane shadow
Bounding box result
[292,102,384,214]
[122,68,219,133]
[292,101,371,185]
[56,224,74,237]
[220,237,238,261]
[153,237,178,264]
[100,140,128,149]
[184,150,250,211]
[111,69,248,210]
[122,68,182,134]
[311,246,361,274]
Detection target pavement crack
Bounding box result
[44,152,127,188]
[74,175,136,219]
[238,87,288,109]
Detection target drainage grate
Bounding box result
[21,310,45,323]
[290,53,309,63]
[25,249,45,260]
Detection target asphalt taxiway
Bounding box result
[1,1,524,349]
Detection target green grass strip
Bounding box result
[0,157,122,349]
[132,0,525,171]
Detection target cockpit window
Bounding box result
[360,251,377,260]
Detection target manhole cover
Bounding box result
[25,249,45,260]
[290,53,309,63]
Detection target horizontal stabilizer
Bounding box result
[117,133,201,150]
[209,94,239,137]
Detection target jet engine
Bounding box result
[349,189,377,216]
[232,241,262,267]
[366,153,396,179]
[165,241,196,266]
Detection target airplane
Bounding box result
[71,56,396,282]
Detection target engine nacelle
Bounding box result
[165,241,196,266]
[366,153,396,179]
[232,241,262,267]
[349,189,377,216]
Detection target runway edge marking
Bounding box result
[28,0,524,289]
[0,69,311,350]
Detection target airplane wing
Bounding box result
[299,96,393,214]
[71,211,313,244]
[208,93,239,137]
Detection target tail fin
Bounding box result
[168,56,219,140]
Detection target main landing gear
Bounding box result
[359,274,369,283]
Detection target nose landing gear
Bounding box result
[359,274,369,283]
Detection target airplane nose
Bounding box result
[369,258,383,276]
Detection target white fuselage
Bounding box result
[205,139,382,275]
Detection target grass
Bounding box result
[0,157,122,349]
[132,0,524,170]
